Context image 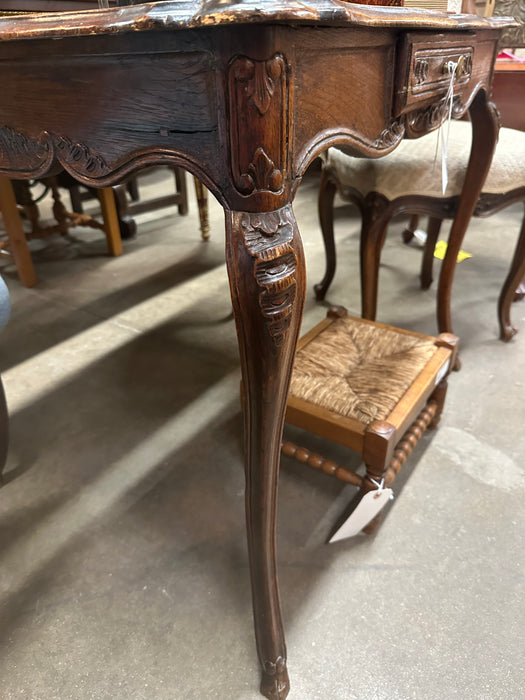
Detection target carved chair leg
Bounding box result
[0,178,37,288]
[420,216,443,290]
[44,176,71,237]
[225,204,306,700]
[402,213,419,244]
[173,166,188,216]
[360,193,390,321]
[0,377,8,485]
[314,168,338,301]
[193,177,210,241]
[437,90,499,336]
[97,187,123,257]
[112,181,137,240]
[498,202,525,341]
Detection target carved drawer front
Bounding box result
[396,34,474,114]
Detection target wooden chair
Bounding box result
[316,121,525,341]
[0,176,122,287]
[63,168,210,242]
[283,306,458,534]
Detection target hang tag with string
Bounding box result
[329,478,394,543]
[435,58,462,195]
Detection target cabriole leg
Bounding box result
[225,204,306,700]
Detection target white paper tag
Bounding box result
[329,488,394,542]
[436,357,451,385]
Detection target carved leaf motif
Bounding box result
[228,53,288,196]
[241,206,297,345]
[373,120,405,150]
[246,56,284,116]
[0,126,109,179]
[0,125,50,170]
[244,147,283,194]
[53,136,108,176]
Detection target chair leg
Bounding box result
[68,182,85,214]
[402,213,419,244]
[420,216,443,290]
[127,177,139,202]
[360,193,390,321]
[0,178,37,288]
[498,204,525,341]
[193,177,210,241]
[97,187,123,257]
[361,420,396,534]
[112,182,137,240]
[173,167,189,216]
[314,168,338,301]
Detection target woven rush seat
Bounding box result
[283,307,458,534]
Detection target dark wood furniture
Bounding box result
[0,3,511,698]
[283,306,458,533]
[316,120,525,341]
[493,59,525,298]
[493,60,525,131]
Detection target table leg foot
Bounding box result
[261,661,290,700]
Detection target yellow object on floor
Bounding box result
[434,239,472,262]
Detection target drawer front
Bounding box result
[395,33,475,115]
[410,46,473,99]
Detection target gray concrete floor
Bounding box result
[0,167,523,700]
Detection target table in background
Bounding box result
[0,2,511,697]
[493,59,525,130]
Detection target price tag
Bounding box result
[329,487,394,543]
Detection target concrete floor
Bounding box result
[0,167,523,700]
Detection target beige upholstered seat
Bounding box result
[327,121,525,198]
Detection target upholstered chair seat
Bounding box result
[328,121,525,198]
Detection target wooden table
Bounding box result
[0,2,511,697]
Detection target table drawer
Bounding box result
[395,33,474,114]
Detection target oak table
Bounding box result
[0,2,512,697]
